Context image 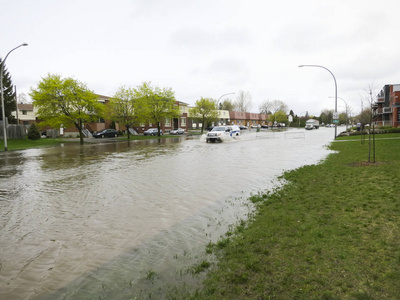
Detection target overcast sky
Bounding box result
[2,0,400,116]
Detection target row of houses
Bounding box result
[12,94,270,136]
[373,84,400,128]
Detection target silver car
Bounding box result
[170,128,185,135]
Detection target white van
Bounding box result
[206,125,240,142]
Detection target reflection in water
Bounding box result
[0,129,338,299]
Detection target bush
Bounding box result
[27,123,41,140]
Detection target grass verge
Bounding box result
[0,138,68,151]
[196,134,400,299]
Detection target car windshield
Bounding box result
[212,126,225,131]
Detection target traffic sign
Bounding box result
[333,112,339,120]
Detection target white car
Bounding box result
[206,125,240,142]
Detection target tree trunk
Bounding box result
[75,119,84,145]
[126,125,131,140]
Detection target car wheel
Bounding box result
[151,133,154,136]
[101,135,104,138]
[115,134,118,137]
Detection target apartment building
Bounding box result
[373,84,400,128]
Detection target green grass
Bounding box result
[336,132,400,141]
[0,138,68,151]
[196,134,400,299]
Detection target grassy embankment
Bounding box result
[195,133,400,299]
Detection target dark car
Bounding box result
[143,128,163,136]
[93,129,119,138]
[238,125,248,130]
[170,128,185,135]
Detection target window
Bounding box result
[22,110,27,115]
[181,117,186,126]
[165,118,171,127]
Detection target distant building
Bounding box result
[13,103,36,126]
[373,84,400,128]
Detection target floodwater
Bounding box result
[0,127,340,299]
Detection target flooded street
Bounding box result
[0,128,339,299]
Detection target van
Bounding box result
[206,125,240,142]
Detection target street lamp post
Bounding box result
[216,92,235,126]
[1,43,28,151]
[216,92,235,109]
[299,64,338,139]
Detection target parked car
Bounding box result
[261,125,269,129]
[143,128,163,136]
[206,125,240,143]
[170,128,185,135]
[93,129,119,138]
[238,125,248,130]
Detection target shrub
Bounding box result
[27,123,41,140]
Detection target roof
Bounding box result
[17,104,34,111]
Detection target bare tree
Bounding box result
[259,100,272,114]
[364,83,377,163]
[17,93,28,104]
[260,99,288,115]
[234,90,252,112]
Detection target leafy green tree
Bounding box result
[0,58,17,124]
[107,86,139,140]
[30,74,104,144]
[190,97,219,134]
[133,82,180,136]
[270,110,288,124]
[27,123,41,140]
[219,99,235,111]
[319,109,333,125]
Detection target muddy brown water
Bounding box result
[0,128,339,299]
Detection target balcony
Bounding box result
[375,120,392,127]
[376,95,385,103]
[383,107,392,114]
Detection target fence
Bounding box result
[0,124,27,139]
